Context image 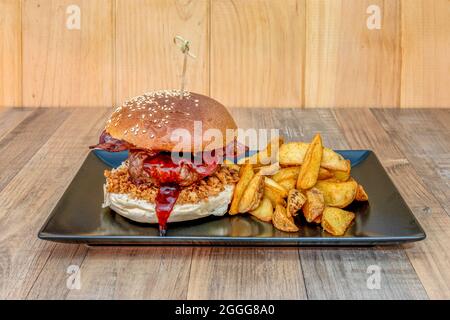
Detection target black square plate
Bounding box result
[38,150,425,246]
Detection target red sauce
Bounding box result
[155,185,180,236]
[146,153,218,236]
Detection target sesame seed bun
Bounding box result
[105,90,237,152]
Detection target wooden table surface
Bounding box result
[0,107,449,300]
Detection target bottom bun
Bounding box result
[103,185,234,224]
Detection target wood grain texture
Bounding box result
[0,108,109,299]
[0,108,33,140]
[305,0,401,107]
[187,247,307,299]
[334,108,450,299]
[1,0,450,108]
[401,0,450,108]
[115,0,209,106]
[22,0,113,107]
[1,107,450,299]
[210,0,305,108]
[372,109,450,213]
[0,108,70,192]
[300,248,427,299]
[0,0,21,107]
[64,247,193,299]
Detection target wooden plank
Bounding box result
[115,0,209,105]
[334,108,450,299]
[210,0,305,108]
[0,108,109,299]
[0,108,33,141]
[26,244,88,299]
[187,247,306,299]
[401,0,450,108]
[305,0,401,107]
[65,247,192,299]
[301,248,427,299]
[372,109,450,213]
[0,0,21,107]
[22,0,113,107]
[0,108,70,192]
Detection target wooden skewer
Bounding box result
[173,36,196,95]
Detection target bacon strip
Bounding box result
[89,130,134,152]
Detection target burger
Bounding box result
[90,90,240,235]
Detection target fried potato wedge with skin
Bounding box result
[355,184,369,201]
[230,164,254,214]
[314,180,358,208]
[256,162,280,176]
[265,177,289,197]
[278,178,296,191]
[321,207,355,236]
[238,136,284,166]
[273,165,331,182]
[238,174,265,213]
[318,167,334,180]
[249,196,273,222]
[329,160,351,181]
[272,166,301,182]
[287,189,306,217]
[303,187,325,223]
[273,205,299,232]
[264,187,287,207]
[279,142,349,171]
[297,134,323,190]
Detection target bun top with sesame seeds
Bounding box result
[105,90,237,152]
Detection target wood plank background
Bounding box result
[0,0,448,108]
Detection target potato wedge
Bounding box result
[313,215,322,224]
[256,162,280,176]
[249,196,273,222]
[265,177,289,198]
[287,189,306,217]
[321,207,355,236]
[229,164,254,214]
[278,178,296,191]
[264,187,287,207]
[314,180,358,208]
[318,167,334,180]
[355,184,369,201]
[329,160,351,181]
[279,142,349,171]
[238,136,284,166]
[238,174,265,213]
[272,166,301,182]
[273,205,299,232]
[302,187,325,223]
[297,134,323,190]
[273,165,331,182]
